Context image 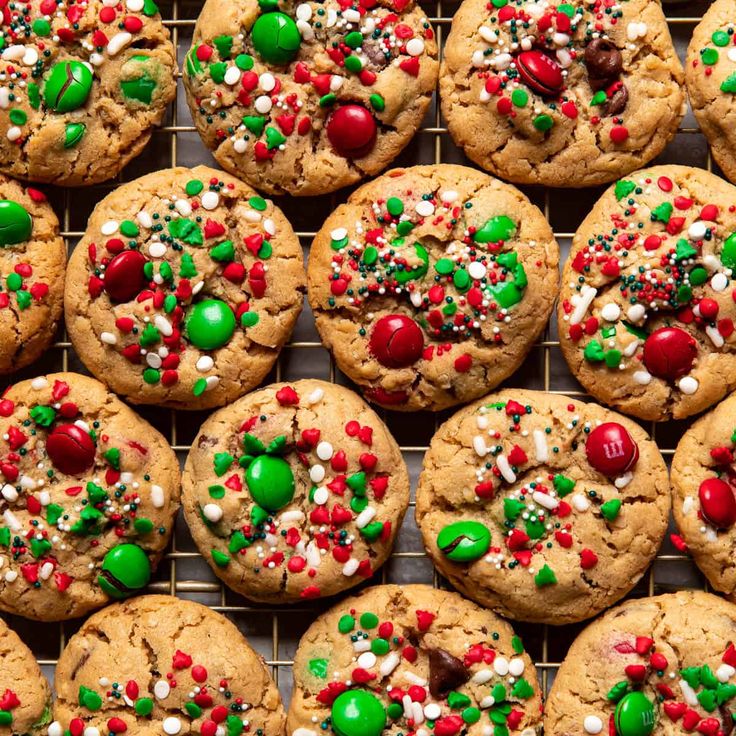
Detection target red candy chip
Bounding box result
[369,314,423,368]
[585,422,639,476]
[104,250,148,303]
[642,326,697,380]
[326,105,377,158]
[698,477,736,529]
[515,50,563,96]
[45,424,96,476]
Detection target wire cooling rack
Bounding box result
[1,0,721,716]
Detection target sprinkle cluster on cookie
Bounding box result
[0,688,26,730]
[561,172,736,401]
[691,20,736,95]
[0,375,168,598]
[198,383,397,596]
[581,635,736,736]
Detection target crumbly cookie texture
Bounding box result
[671,392,736,600]
[287,584,542,736]
[440,0,685,188]
[183,379,409,602]
[64,165,305,410]
[0,372,180,621]
[545,591,736,736]
[0,0,176,186]
[0,617,51,736]
[307,164,559,412]
[559,165,736,422]
[182,0,438,196]
[50,595,286,736]
[0,174,66,373]
[687,0,736,186]
[415,389,670,625]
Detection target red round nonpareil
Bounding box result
[642,326,697,380]
[515,50,563,96]
[46,424,96,475]
[698,477,736,529]
[326,105,377,158]
[369,314,424,368]
[585,422,639,476]
[104,250,148,303]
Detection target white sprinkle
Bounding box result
[309,465,325,483]
[533,491,558,510]
[48,722,63,736]
[706,324,725,348]
[126,0,144,10]
[154,314,173,337]
[572,493,590,512]
[201,191,219,210]
[380,652,400,677]
[468,261,486,280]
[175,199,192,217]
[316,442,333,461]
[493,657,509,676]
[626,304,646,323]
[355,507,376,529]
[196,356,214,373]
[3,484,21,502]
[600,303,621,322]
[254,95,273,114]
[101,220,119,236]
[712,273,729,292]
[342,558,359,576]
[584,716,603,734]
[295,3,312,20]
[633,370,652,386]
[203,504,223,523]
[626,21,647,41]
[151,485,165,509]
[471,669,493,684]
[224,66,241,86]
[154,680,171,700]
[148,242,167,258]
[39,561,54,580]
[107,32,132,56]
[718,664,736,682]
[259,72,276,92]
[509,658,525,676]
[473,435,488,457]
[679,376,699,395]
[415,200,434,217]
[496,454,516,484]
[533,429,548,462]
[406,38,425,56]
[306,388,324,405]
[100,332,117,345]
[357,652,376,669]
[680,679,699,707]
[313,487,329,505]
[163,717,181,735]
[688,221,707,241]
[570,285,597,325]
[331,227,348,241]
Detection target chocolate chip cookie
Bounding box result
[183,0,438,196]
[0,175,65,374]
[64,166,305,410]
[0,0,176,186]
[288,584,542,736]
[0,372,180,621]
[440,0,685,187]
[182,379,409,602]
[307,164,559,412]
[415,389,670,625]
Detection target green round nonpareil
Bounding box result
[185,299,237,350]
[246,455,295,512]
[43,60,93,113]
[251,12,301,64]
[331,690,387,736]
[0,200,32,246]
[98,544,151,598]
[436,520,491,562]
[614,692,656,736]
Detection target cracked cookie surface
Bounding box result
[64,165,305,410]
[559,165,736,422]
[307,164,559,412]
[545,591,736,736]
[440,0,684,188]
[415,389,670,625]
[0,0,176,186]
[182,379,409,603]
[50,595,286,736]
[287,583,542,736]
[0,372,180,621]
[182,0,438,197]
[0,174,66,374]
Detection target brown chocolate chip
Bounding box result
[585,38,623,83]
[604,84,629,116]
[428,648,471,698]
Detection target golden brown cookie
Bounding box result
[287,584,542,736]
[440,0,685,188]
[415,389,670,625]
[307,164,559,412]
[559,165,736,421]
[545,591,736,736]
[0,372,180,621]
[50,595,286,736]
[0,0,176,186]
[0,175,65,374]
[64,165,305,410]
[182,379,409,602]
[183,0,438,196]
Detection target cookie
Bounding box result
[545,591,736,736]
[0,0,176,186]
[0,372,180,621]
[0,617,51,736]
[0,175,66,374]
[440,0,684,188]
[182,379,409,602]
[287,584,542,736]
[671,392,736,600]
[182,0,438,196]
[64,165,305,410]
[415,389,670,625]
[558,165,736,422]
[687,0,736,186]
[307,164,559,412]
[50,595,286,736]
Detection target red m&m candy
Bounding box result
[585,422,639,476]
[699,477,736,529]
[46,424,96,475]
[642,327,697,380]
[515,51,563,97]
[326,105,377,159]
[104,250,147,303]
[369,314,423,368]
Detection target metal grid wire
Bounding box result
[2,0,721,714]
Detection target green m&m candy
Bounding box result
[437,520,491,562]
[185,299,236,350]
[246,455,295,511]
[331,690,387,736]
[251,11,301,65]
[43,60,93,113]
[614,691,656,736]
[98,543,151,598]
[0,200,32,246]
[474,215,517,244]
